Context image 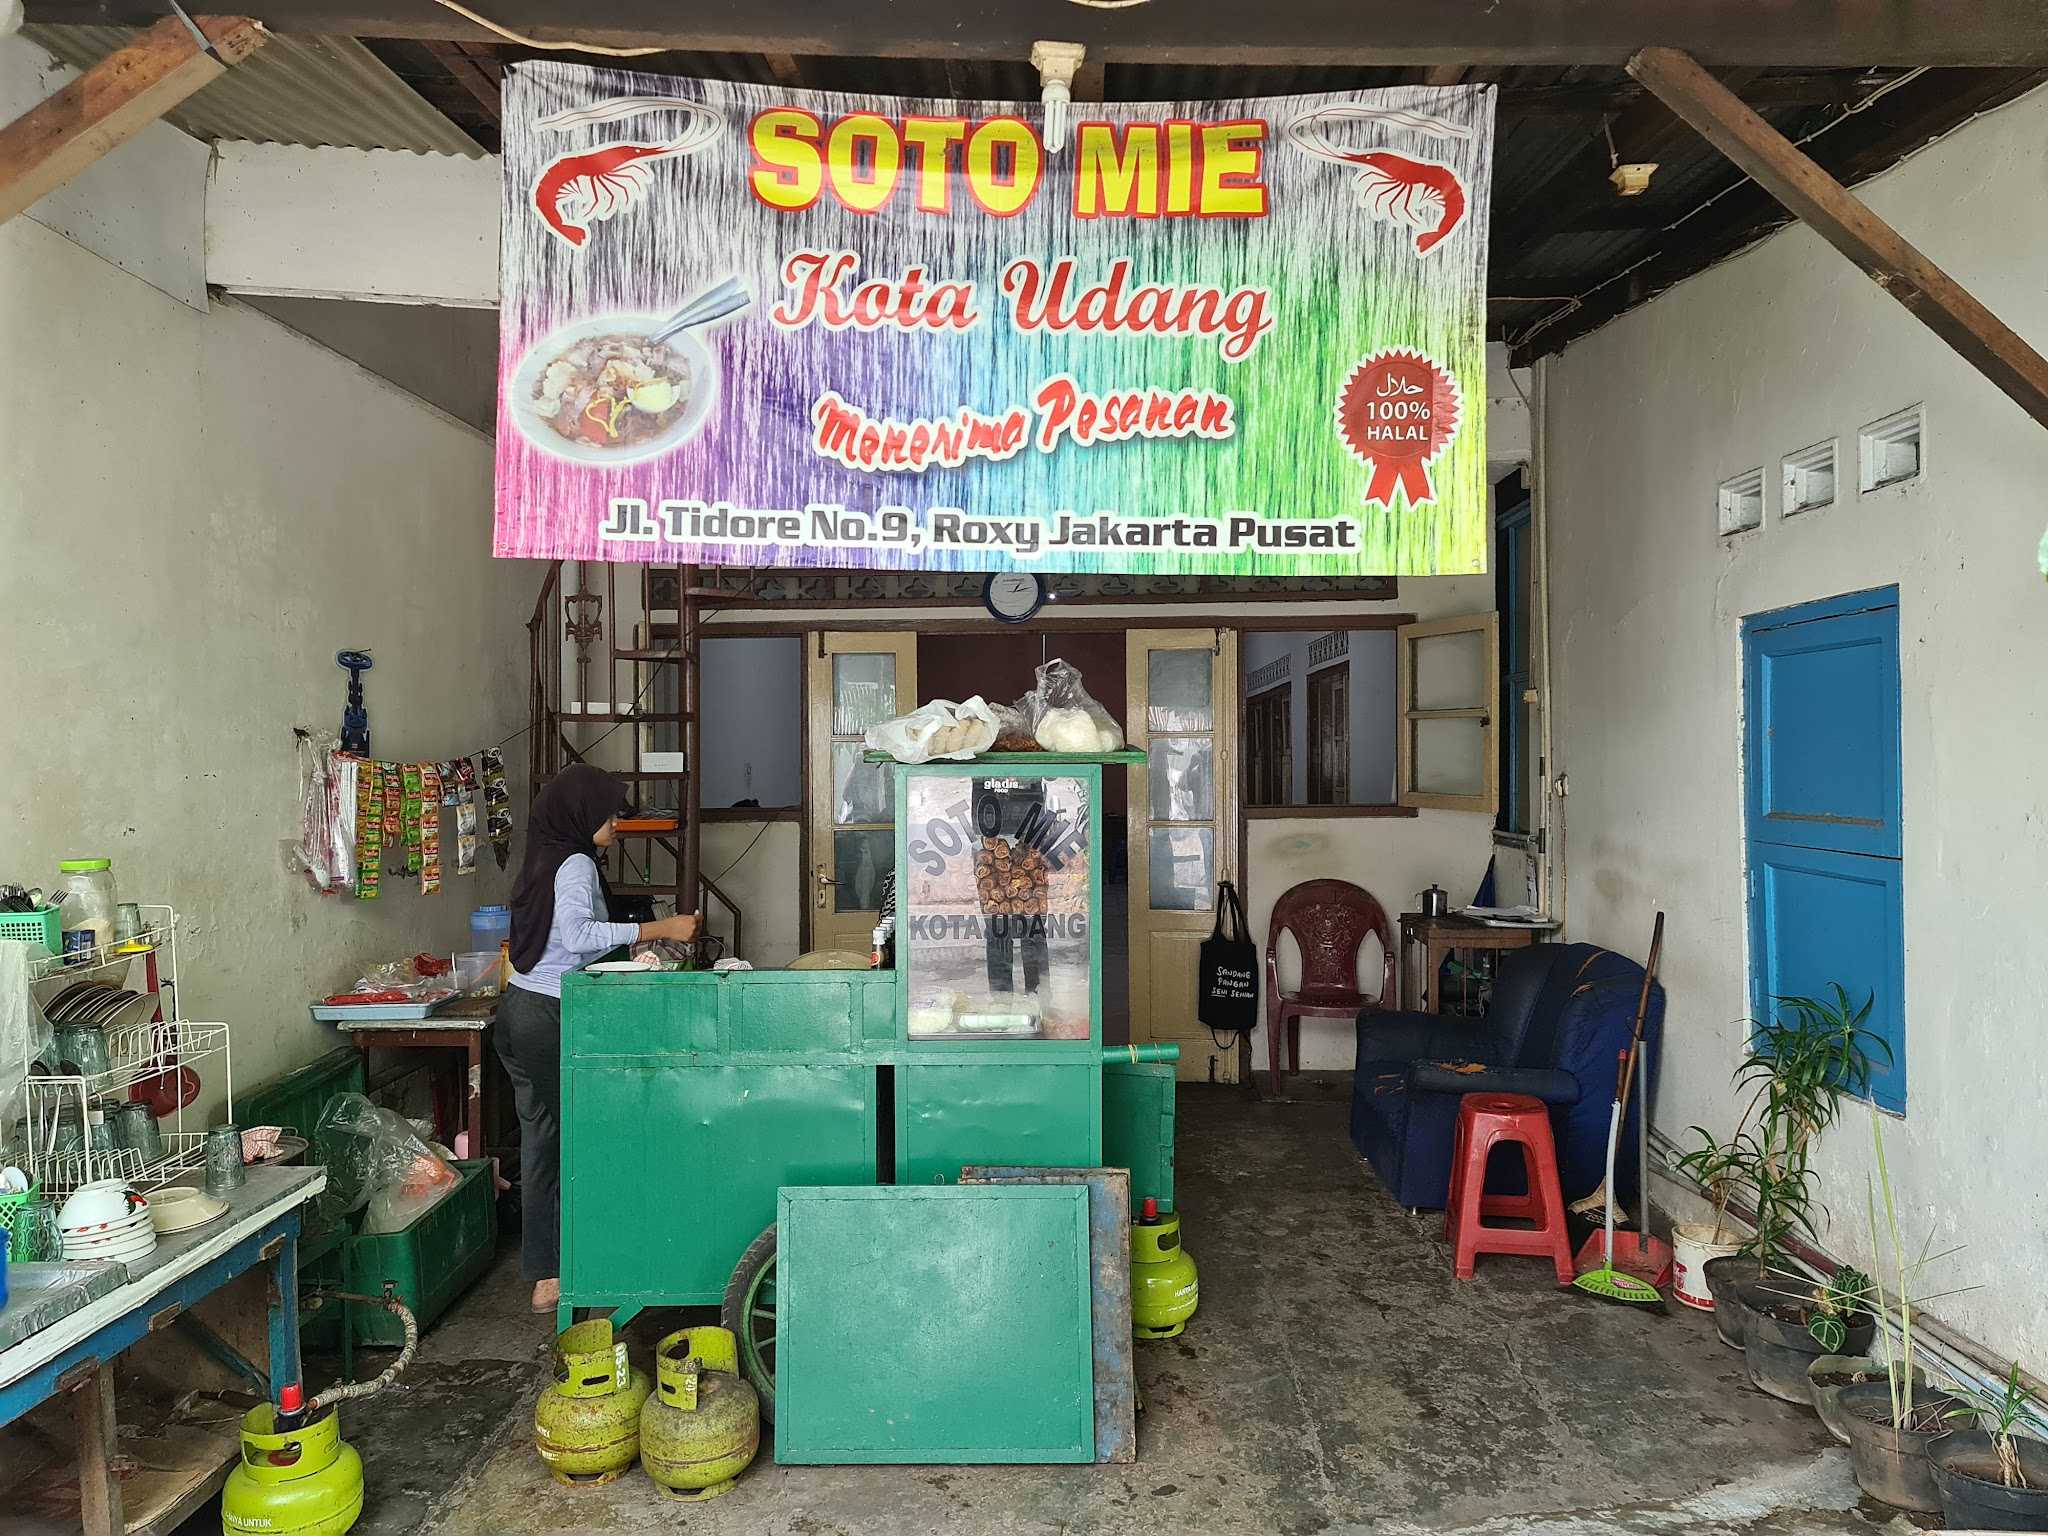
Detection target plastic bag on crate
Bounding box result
[1027,659,1125,753]
[864,697,1000,763]
[314,1092,460,1232]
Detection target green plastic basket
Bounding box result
[0,907,61,954]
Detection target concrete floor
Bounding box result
[314,1085,1920,1535]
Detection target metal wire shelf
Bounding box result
[31,1131,208,1195]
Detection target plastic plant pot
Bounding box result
[1700,1254,1762,1350]
[1808,1355,1927,1447]
[1737,1280,1876,1405]
[1931,1429,2048,1530]
[1837,1379,1961,1512]
[1672,1224,1744,1312]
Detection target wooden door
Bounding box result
[807,632,916,954]
[1742,588,1905,1110]
[1126,629,1239,1082]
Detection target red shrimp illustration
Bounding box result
[529,96,725,250]
[533,141,681,248]
[1285,104,1474,258]
[1348,151,1467,255]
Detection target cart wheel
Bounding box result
[721,1223,777,1422]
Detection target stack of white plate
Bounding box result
[58,1180,158,1264]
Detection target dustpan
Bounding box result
[1574,1227,1672,1289]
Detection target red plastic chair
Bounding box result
[1264,878,1395,1100]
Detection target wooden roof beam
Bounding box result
[22,0,2048,65]
[0,13,264,225]
[1623,46,2048,429]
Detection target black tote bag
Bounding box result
[1198,880,1260,1034]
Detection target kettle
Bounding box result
[1416,883,1451,918]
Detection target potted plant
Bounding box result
[1809,1350,1928,1446]
[1674,987,1883,1345]
[1930,1362,2048,1530]
[1739,1263,1876,1403]
[1837,1110,1964,1512]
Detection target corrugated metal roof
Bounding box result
[20,24,484,157]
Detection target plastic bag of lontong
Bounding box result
[1026,658,1125,753]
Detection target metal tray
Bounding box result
[309,994,453,1023]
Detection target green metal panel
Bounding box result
[896,1061,1100,1186]
[958,1166,1135,1464]
[774,1185,1096,1464]
[563,972,719,1056]
[561,1064,874,1307]
[735,978,859,1052]
[1102,1059,1178,1213]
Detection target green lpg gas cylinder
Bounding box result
[533,1319,652,1487]
[640,1325,760,1500]
[222,1390,365,1536]
[1132,1197,1199,1340]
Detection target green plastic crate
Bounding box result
[0,907,61,954]
[239,1046,366,1141]
[306,1159,497,1347]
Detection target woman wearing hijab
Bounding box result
[498,763,698,1312]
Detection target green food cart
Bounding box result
[557,751,1176,1346]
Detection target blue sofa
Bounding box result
[1350,943,1663,1211]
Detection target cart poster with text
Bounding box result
[495,62,1494,576]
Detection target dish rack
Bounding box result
[12,906,235,1195]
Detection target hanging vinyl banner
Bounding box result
[495,62,1495,576]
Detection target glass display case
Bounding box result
[899,767,1098,1042]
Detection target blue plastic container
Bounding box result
[470,905,511,952]
[1,1230,9,1308]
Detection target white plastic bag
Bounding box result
[1028,660,1125,753]
[865,697,1000,763]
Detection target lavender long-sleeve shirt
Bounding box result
[508,854,638,999]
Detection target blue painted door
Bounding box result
[1741,588,1905,1110]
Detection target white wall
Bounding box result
[701,820,803,967]
[0,36,208,309]
[0,213,535,1098]
[1544,86,2048,1364]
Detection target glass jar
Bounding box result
[55,859,118,950]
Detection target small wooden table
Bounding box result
[329,994,497,1159]
[1398,914,1551,1014]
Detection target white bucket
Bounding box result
[1671,1223,1744,1311]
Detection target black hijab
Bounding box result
[509,763,630,973]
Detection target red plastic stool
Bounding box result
[1444,1092,1575,1284]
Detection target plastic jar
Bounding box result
[471,904,512,951]
[56,859,118,949]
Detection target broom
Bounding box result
[1573,1050,1664,1307]
[1569,911,1665,1223]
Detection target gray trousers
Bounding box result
[494,984,561,1282]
